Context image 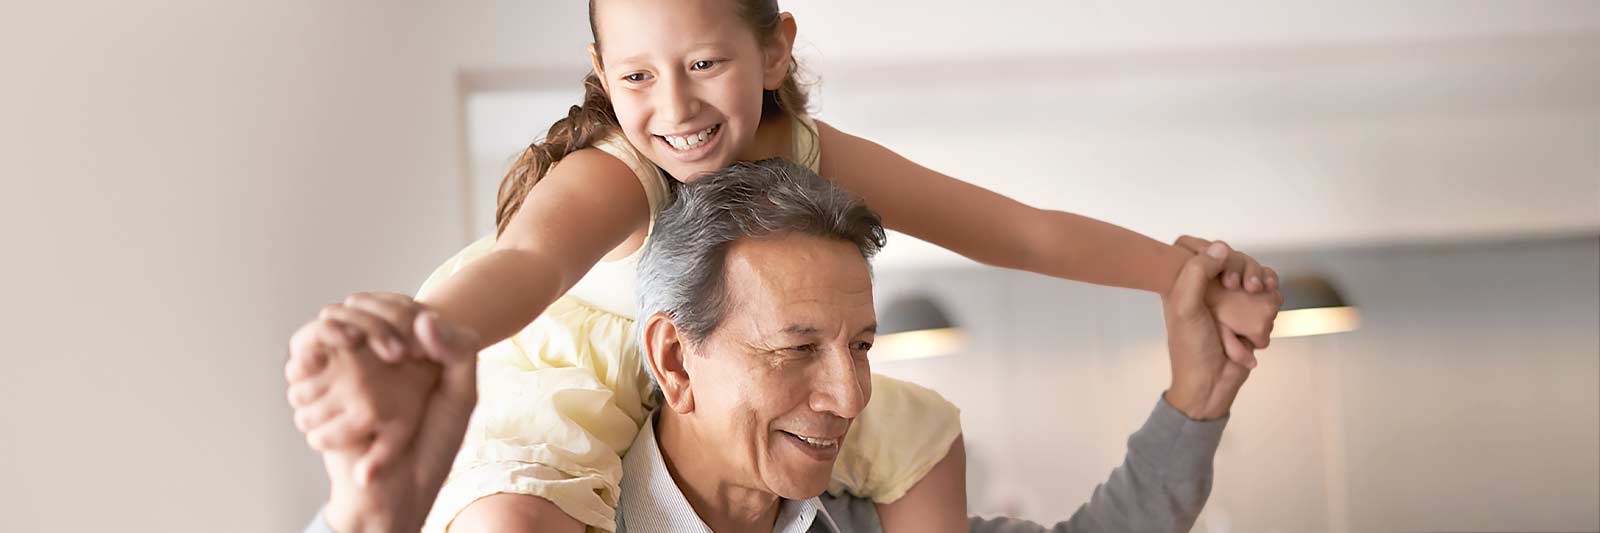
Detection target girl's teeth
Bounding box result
[665,125,716,151]
[797,435,837,447]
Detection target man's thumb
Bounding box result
[416,311,479,365]
[1173,242,1229,310]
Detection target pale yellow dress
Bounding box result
[419,116,962,532]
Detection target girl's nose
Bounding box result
[655,72,701,126]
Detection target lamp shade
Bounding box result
[1272,275,1360,338]
[873,295,964,361]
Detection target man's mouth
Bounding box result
[779,429,839,450]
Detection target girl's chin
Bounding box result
[669,161,735,183]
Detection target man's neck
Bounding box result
[655,411,783,533]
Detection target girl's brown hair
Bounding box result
[493,0,812,236]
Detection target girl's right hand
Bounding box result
[285,292,451,481]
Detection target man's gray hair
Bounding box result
[637,158,886,348]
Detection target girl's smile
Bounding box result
[654,123,724,163]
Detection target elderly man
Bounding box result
[297,159,1266,532]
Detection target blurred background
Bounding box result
[2,1,1596,532]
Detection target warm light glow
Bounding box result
[1272,306,1361,338]
[870,328,965,361]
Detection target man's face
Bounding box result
[683,232,876,499]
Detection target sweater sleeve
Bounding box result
[968,395,1228,533]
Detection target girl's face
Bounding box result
[591,0,791,182]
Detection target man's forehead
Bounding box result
[720,234,875,331]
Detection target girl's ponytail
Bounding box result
[493,72,619,236]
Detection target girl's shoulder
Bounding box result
[573,130,671,220]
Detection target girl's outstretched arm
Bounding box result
[284,148,651,524]
[816,119,1227,297]
[420,148,650,349]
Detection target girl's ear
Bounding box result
[761,12,798,91]
[643,312,695,413]
[589,43,609,94]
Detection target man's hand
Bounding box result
[315,311,480,533]
[1173,235,1282,368]
[1163,242,1274,420]
[288,293,452,480]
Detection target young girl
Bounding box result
[286,0,1282,531]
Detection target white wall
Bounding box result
[1,2,468,531]
[871,236,1600,532]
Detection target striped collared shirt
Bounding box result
[617,411,842,533]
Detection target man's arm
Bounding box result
[969,242,1266,533]
[967,397,1227,533]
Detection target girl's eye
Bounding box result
[623,72,650,83]
[691,60,717,71]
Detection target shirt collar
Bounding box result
[618,411,839,533]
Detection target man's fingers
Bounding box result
[284,347,327,383]
[1212,240,1248,289]
[294,401,343,435]
[307,414,376,452]
[1172,242,1231,313]
[286,380,329,408]
[1218,323,1259,369]
[1175,236,1268,292]
[1243,256,1265,293]
[1238,311,1272,350]
[1174,236,1240,288]
[287,319,357,381]
[319,304,408,362]
[343,292,426,360]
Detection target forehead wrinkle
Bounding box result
[720,235,876,340]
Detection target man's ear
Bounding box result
[643,312,694,413]
[589,43,610,94]
[761,12,798,91]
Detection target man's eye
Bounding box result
[787,344,817,354]
[691,60,717,71]
[853,342,873,351]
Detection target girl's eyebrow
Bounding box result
[609,43,728,68]
[606,53,650,69]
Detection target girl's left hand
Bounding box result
[1172,237,1284,368]
[1174,235,1279,292]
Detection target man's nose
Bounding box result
[809,348,867,420]
[654,71,700,126]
